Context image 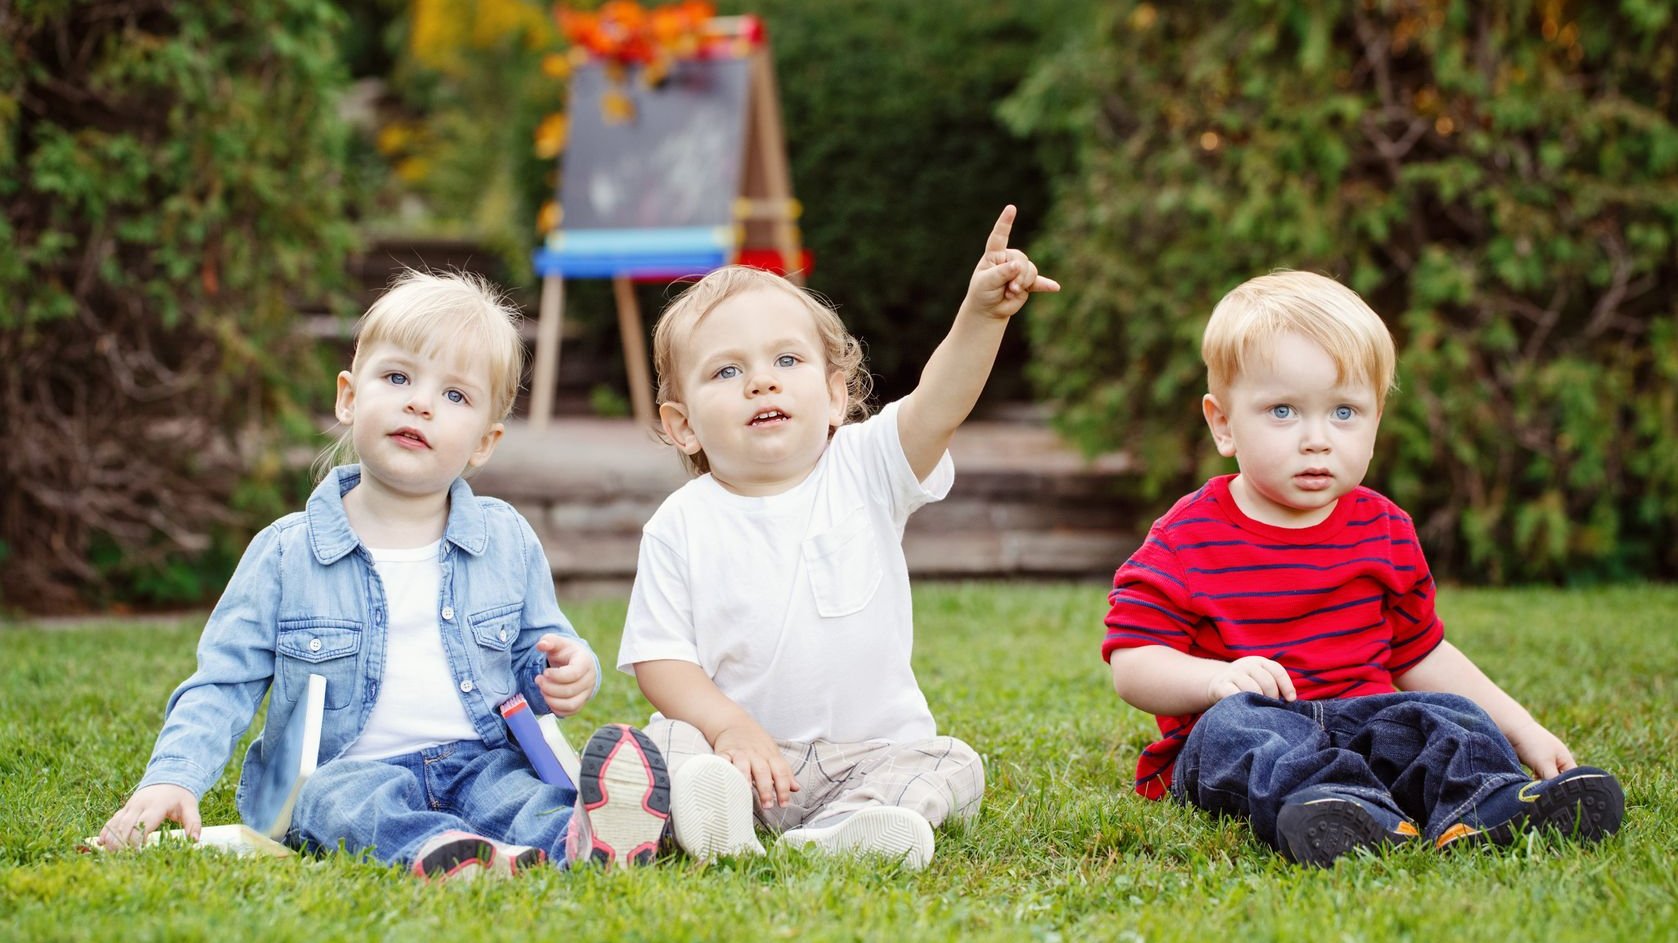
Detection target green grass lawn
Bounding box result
[2,583,1674,942]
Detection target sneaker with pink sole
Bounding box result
[565,724,671,869]
[412,829,546,882]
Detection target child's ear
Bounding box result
[826,369,847,428]
[659,401,704,456]
[466,421,504,470]
[1203,393,1237,457]
[334,370,357,426]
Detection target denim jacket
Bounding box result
[136,466,597,822]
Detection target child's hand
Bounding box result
[1207,656,1297,704]
[1505,719,1576,780]
[712,721,800,809]
[965,204,1061,321]
[98,784,199,850]
[535,634,596,717]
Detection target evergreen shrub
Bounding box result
[1005,0,1678,582]
[1,0,355,610]
[729,0,1098,402]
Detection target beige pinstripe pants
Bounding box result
[643,718,985,832]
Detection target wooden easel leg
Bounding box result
[750,49,803,285]
[530,274,565,431]
[613,275,656,428]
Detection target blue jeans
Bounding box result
[1170,691,1530,847]
[292,739,578,866]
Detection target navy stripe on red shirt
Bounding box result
[1102,475,1444,799]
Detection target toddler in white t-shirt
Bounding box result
[618,207,1059,869]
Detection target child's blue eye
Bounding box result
[387,372,409,386]
[445,389,467,405]
[714,365,741,380]
[1333,405,1355,421]
[1269,405,1294,420]
[776,354,798,368]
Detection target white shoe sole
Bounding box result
[577,725,670,868]
[670,754,765,860]
[779,806,934,870]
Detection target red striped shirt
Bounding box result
[1102,475,1444,798]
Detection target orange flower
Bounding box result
[602,87,636,124]
[551,2,718,123]
[540,52,571,79]
[533,112,569,158]
[537,200,562,233]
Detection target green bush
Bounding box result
[376,0,1099,403]
[723,0,1100,402]
[1004,0,1678,583]
[1,0,355,610]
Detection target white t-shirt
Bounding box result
[340,541,480,761]
[617,401,954,743]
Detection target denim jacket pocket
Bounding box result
[802,510,883,619]
[467,604,520,652]
[465,603,521,700]
[276,618,362,710]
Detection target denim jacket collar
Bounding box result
[305,465,490,563]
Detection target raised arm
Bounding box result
[634,659,799,808]
[897,205,1061,480]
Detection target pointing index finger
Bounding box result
[985,205,1018,257]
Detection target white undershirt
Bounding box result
[340,541,479,760]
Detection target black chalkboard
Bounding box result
[558,57,751,231]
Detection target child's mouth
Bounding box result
[1295,470,1333,490]
[391,428,429,448]
[749,409,789,426]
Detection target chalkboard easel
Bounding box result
[529,16,802,430]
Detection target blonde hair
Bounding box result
[314,270,525,480]
[1202,270,1397,410]
[651,266,872,476]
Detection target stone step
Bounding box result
[471,417,1141,587]
[517,510,1139,580]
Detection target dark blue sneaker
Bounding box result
[1275,786,1420,867]
[1436,766,1624,850]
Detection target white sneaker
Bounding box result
[670,754,765,860]
[778,806,934,870]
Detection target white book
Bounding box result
[83,824,293,858]
[82,675,324,859]
[244,673,326,840]
[536,712,582,787]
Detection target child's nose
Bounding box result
[748,370,781,395]
[404,387,433,416]
[1300,419,1331,451]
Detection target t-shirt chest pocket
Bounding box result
[801,510,883,618]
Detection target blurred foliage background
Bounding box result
[1,1,353,611]
[1004,0,1678,583]
[3,0,1675,611]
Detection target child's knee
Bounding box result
[642,717,713,775]
[930,736,986,816]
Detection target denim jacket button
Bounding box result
[499,628,508,643]
[441,606,455,621]
[308,638,322,653]
[459,679,473,693]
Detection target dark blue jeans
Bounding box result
[1170,691,1531,847]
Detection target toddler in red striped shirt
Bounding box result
[1102,270,1623,866]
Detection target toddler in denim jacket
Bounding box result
[99,272,670,878]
